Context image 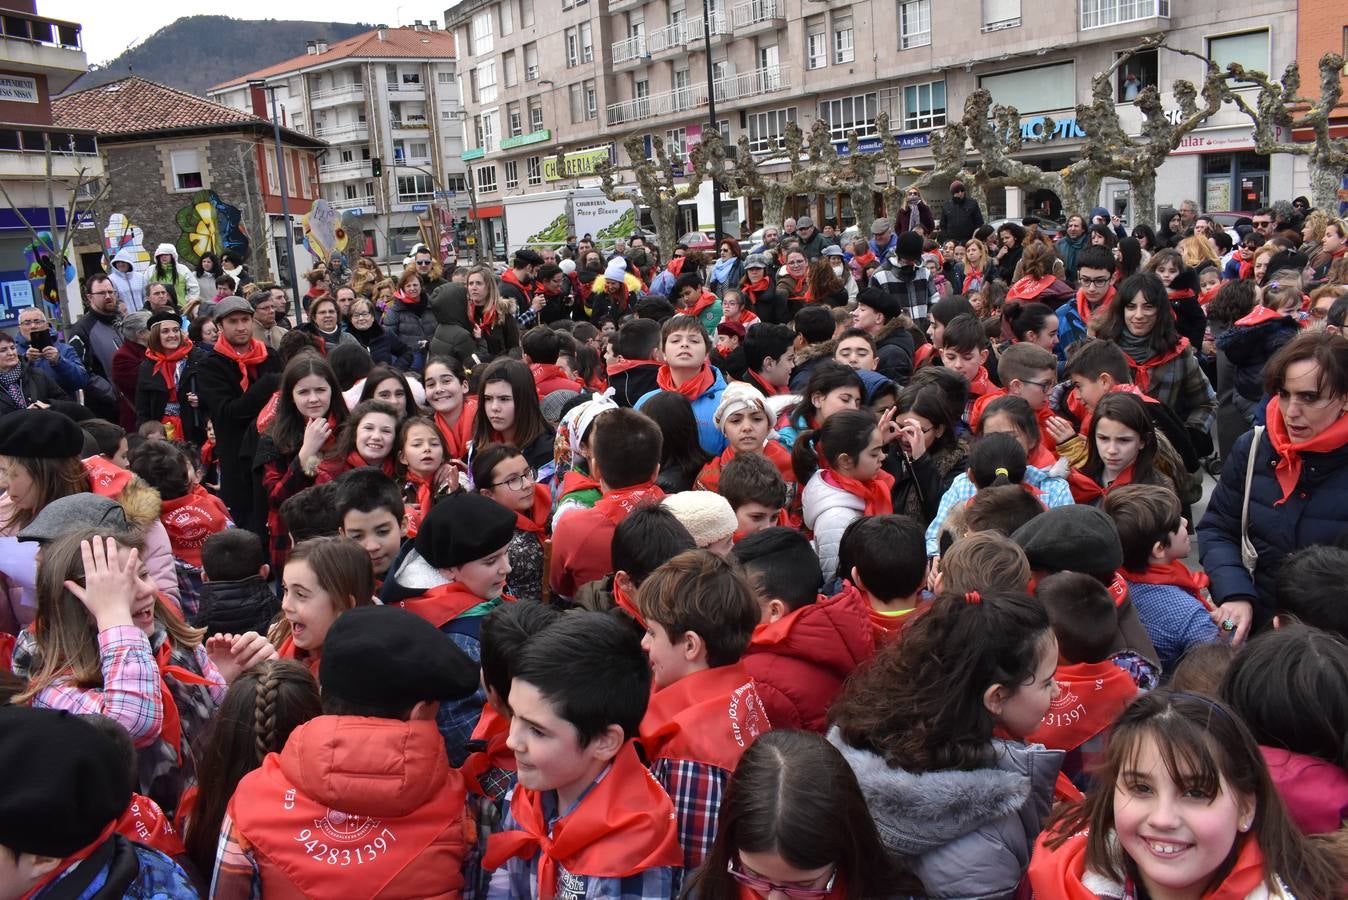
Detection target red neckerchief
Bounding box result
[82,454,133,497]
[346,449,395,478]
[404,471,435,538]
[966,365,997,397]
[530,363,580,393]
[1076,284,1116,323]
[1235,306,1292,327]
[154,635,220,763]
[19,821,117,900]
[679,290,717,318]
[724,310,761,328]
[277,634,320,676]
[395,582,507,629]
[1199,283,1221,306]
[461,704,516,798]
[1125,336,1189,392]
[559,468,600,497]
[213,336,268,391]
[1027,659,1139,753]
[641,663,769,770]
[746,368,788,397]
[1263,395,1348,506]
[593,482,664,526]
[1168,287,1196,302]
[1067,463,1135,504]
[1008,274,1055,301]
[606,358,658,376]
[818,458,894,516]
[468,296,498,332]
[655,362,715,402]
[665,256,688,278]
[514,482,552,534]
[435,399,476,461]
[1125,560,1213,610]
[483,741,682,894]
[501,267,533,298]
[146,338,194,398]
[612,577,645,628]
[852,249,877,270]
[781,274,808,302]
[1239,258,1255,279]
[1029,830,1268,900]
[158,485,232,567]
[741,278,773,307]
[115,793,185,858]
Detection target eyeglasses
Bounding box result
[1020,378,1053,392]
[488,467,536,492]
[727,861,837,900]
[88,290,116,298]
[351,310,375,320]
[1078,276,1112,288]
[1253,220,1273,228]
[416,259,433,266]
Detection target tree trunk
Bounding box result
[850,188,875,233]
[1309,157,1341,215]
[653,203,680,263]
[762,190,787,232]
[1062,169,1103,220]
[1131,176,1158,232]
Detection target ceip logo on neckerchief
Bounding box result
[728,682,767,748]
[315,809,381,843]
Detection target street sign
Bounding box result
[412,203,428,212]
[435,190,457,199]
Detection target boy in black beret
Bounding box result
[214,606,480,899]
[380,491,518,765]
[0,706,197,898]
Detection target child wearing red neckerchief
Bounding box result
[473,443,552,605]
[719,453,789,541]
[637,550,770,877]
[939,314,1001,431]
[833,514,930,645]
[1105,484,1221,677]
[484,611,683,898]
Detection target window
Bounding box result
[340,149,354,162]
[1079,0,1169,30]
[396,174,434,201]
[521,0,534,27]
[903,80,946,130]
[508,101,522,137]
[673,69,692,111]
[503,50,518,87]
[474,115,484,148]
[527,155,542,185]
[484,111,499,152]
[478,164,498,193]
[979,62,1075,114]
[584,79,597,120]
[1208,30,1270,77]
[170,148,204,190]
[447,175,468,192]
[747,108,796,152]
[1116,48,1157,102]
[469,69,480,103]
[581,22,593,62]
[471,10,494,55]
[529,98,544,130]
[499,1,513,35]
[410,140,429,159]
[570,84,585,123]
[344,184,359,200]
[437,71,454,84]
[806,19,827,69]
[524,43,539,80]
[833,14,854,64]
[566,26,580,67]
[634,77,650,116]
[819,92,879,141]
[982,0,1019,30]
[505,159,519,189]
[666,127,688,159]
[477,62,497,104]
[899,0,930,49]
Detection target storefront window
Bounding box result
[1202,151,1268,212]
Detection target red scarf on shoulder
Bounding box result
[115,793,185,858]
[468,298,498,333]
[483,741,682,894]
[146,339,194,398]
[819,459,894,517]
[435,400,476,461]
[1264,395,1348,506]
[1076,285,1116,324]
[155,637,220,763]
[741,277,773,307]
[655,362,715,401]
[395,582,508,629]
[612,577,645,628]
[514,483,552,534]
[1008,274,1055,301]
[1125,560,1213,610]
[679,290,717,318]
[594,482,665,526]
[1027,659,1139,753]
[213,336,269,390]
[641,664,769,771]
[1067,463,1135,504]
[403,471,435,538]
[461,705,516,799]
[1125,337,1189,392]
[277,635,320,676]
[345,449,396,478]
[560,468,600,497]
[966,365,997,397]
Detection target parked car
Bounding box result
[990,217,1064,238]
[678,231,732,252]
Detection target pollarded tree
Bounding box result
[882,107,981,221]
[815,112,890,229]
[722,119,829,232]
[1226,52,1348,213]
[595,131,727,258]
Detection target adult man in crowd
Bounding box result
[870,231,937,326]
[1056,215,1089,286]
[1179,199,1199,232]
[15,306,86,395]
[499,248,543,307]
[793,216,828,260]
[249,288,288,349]
[413,245,447,296]
[869,218,897,260]
[67,273,123,420]
[940,181,983,242]
[196,297,282,527]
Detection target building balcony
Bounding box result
[329,196,376,213]
[729,0,785,35]
[391,117,431,131]
[611,34,648,68]
[387,81,427,101]
[317,159,367,182]
[313,122,369,143]
[395,156,434,169]
[1079,0,1169,30]
[606,63,789,126]
[311,82,365,109]
[0,125,100,180]
[646,13,728,56]
[607,0,641,11]
[0,10,86,93]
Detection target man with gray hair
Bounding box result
[110,309,152,429]
[1179,199,1198,231]
[249,288,287,349]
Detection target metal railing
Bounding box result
[311,83,364,103]
[730,0,784,29]
[611,33,648,64]
[647,12,729,54]
[0,11,81,50]
[1079,0,1169,29]
[313,123,369,141]
[605,64,790,125]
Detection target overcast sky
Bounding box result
[39,1,440,67]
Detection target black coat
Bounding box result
[195,344,282,529]
[429,282,516,361]
[940,196,985,242]
[134,346,211,444]
[348,320,411,367]
[0,363,66,415]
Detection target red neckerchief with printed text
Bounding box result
[640,663,769,771]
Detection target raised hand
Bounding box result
[64,536,138,630]
[205,632,280,683]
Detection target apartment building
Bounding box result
[0,0,99,325]
[211,24,468,264]
[446,0,1303,240]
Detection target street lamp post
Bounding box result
[702,0,724,241]
[253,81,303,328]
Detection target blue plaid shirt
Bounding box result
[1123,579,1221,675]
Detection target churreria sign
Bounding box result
[543,146,613,181]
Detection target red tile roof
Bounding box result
[211,26,456,91]
[52,76,323,146]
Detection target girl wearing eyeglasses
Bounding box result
[472,443,549,605]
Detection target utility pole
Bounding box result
[255,81,303,326]
[701,0,723,240]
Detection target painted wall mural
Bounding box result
[302,200,348,265]
[174,189,249,266]
[104,213,150,268]
[24,232,74,316]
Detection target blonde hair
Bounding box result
[1178,235,1220,269]
[939,532,1031,595]
[1303,209,1329,245]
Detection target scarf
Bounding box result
[395,581,507,629]
[158,486,232,567]
[1068,462,1135,504]
[746,368,788,397]
[146,339,194,398]
[1008,274,1056,301]
[1126,560,1213,610]
[213,336,268,390]
[612,577,645,628]
[1027,659,1139,754]
[344,449,395,478]
[679,290,717,319]
[501,267,533,299]
[277,634,320,676]
[18,821,118,900]
[461,705,516,799]
[1239,258,1256,280]
[655,361,715,402]
[435,402,475,461]
[1028,831,1268,900]
[1122,336,1189,392]
[1200,283,1221,306]
[483,742,683,894]
[741,277,773,306]
[711,255,737,284]
[819,459,894,516]
[0,364,23,408]
[1076,285,1116,324]
[966,365,997,397]
[1235,306,1292,328]
[514,483,552,534]
[154,637,219,763]
[594,481,665,526]
[780,273,808,303]
[468,296,498,333]
[1263,395,1348,506]
[641,663,768,770]
[404,471,435,538]
[559,468,600,498]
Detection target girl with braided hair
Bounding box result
[181,659,321,877]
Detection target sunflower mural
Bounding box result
[173,189,249,266]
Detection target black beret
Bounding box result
[856,287,901,322]
[147,310,181,330]
[0,408,86,459]
[414,491,516,570]
[319,606,481,708]
[0,707,132,856]
[1012,504,1123,576]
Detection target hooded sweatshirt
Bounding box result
[108,247,148,311]
[146,244,200,303]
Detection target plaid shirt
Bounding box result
[1137,347,1216,434]
[924,466,1075,556]
[650,756,728,885]
[1123,579,1222,674]
[26,625,163,748]
[209,812,262,900]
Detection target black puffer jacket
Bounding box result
[193,575,280,637]
[382,295,439,369]
[429,282,516,361]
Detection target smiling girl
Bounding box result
[1030,689,1345,899]
[136,312,206,443]
[775,362,864,452]
[473,443,550,605]
[1068,392,1173,504]
[358,363,419,421]
[697,382,796,507]
[316,400,401,482]
[272,535,375,674]
[397,416,455,537]
[423,355,476,462]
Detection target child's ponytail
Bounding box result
[790,429,821,487]
[792,409,880,487]
[968,432,1028,489]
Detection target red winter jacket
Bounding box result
[742,589,876,731]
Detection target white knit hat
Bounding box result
[712,381,769,433]
[561,392,619,456]
[604,257,628,282]
[559,258,576,275]
[662,491,738,548]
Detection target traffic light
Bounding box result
[371,157,382,177]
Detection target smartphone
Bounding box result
[28,329,53,350]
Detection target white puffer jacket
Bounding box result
[802,470,865,582]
